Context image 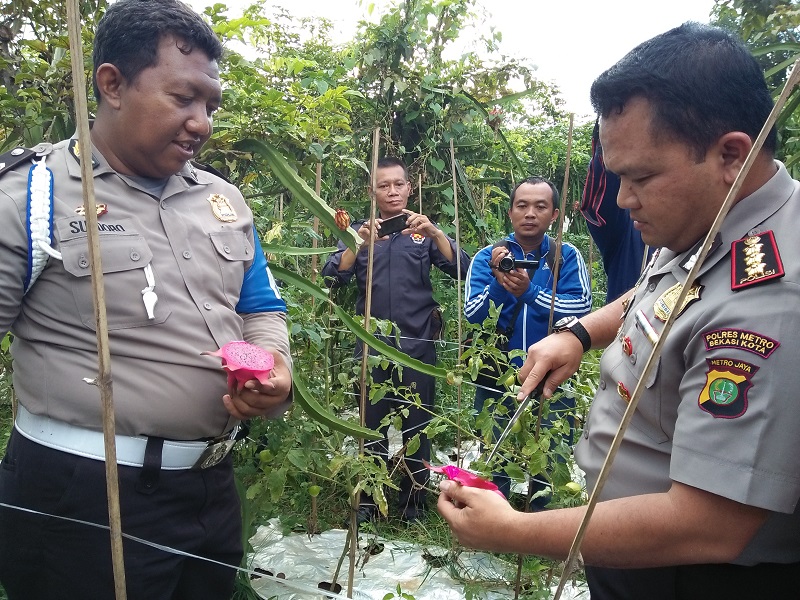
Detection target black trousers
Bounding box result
[0,430,242,600]
[586,561,800,600]
[357,343,435,514]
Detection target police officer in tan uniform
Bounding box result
[437,23,800,599]
[0,1,292,598]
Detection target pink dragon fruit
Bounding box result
[424,460,506,498]
[202,341,275,391]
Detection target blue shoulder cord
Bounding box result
[24,155,57,294]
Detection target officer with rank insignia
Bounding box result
[437,22,800,599]
[0,1,292,599]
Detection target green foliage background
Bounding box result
[1,0,800,598]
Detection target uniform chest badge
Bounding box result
[207,194,237,222]
[74,203,108,217]
[731,231,784,290]
[411,233,425,244]
[653,282,702,322]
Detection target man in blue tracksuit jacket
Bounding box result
[464,176,591,506]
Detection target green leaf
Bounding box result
[287,448,309,469]
[267,467,287,503]
[235,139,360,252]
[270,264,447,378]
[429,156,446,173]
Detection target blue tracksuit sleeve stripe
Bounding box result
[236,227,287,314]
[531,243,592,315]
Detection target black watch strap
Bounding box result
[567,320,592,353]
[555,317,591,353]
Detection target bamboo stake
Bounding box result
[66,2,127,598]
[547,113,574,334]
[552,59,800,600]
[448,140,464,467]
[348,127,381,598]
[510,112,575,599]
[418,172,423,213]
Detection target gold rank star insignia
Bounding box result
[75,203,108,217]
[653,282,702,322]
[731,231,784,290]
[206,193,237,222]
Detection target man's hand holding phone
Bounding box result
[377,213,408,237]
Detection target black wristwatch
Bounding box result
[553,316,592,353]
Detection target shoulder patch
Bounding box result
[0,147,35,177]
[702,328,779,358]
[731,231,784,290]
[698,357,758,419]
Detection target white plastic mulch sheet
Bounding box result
[248,519,589,599]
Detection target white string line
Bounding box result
[0,502,357,600]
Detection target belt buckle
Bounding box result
[192,425,239,470]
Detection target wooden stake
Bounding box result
[547,113,574,334]
[348,127,381,598]
[449,140,464,466]
[418,173,423,213]
[552,59,800,599]
[66,2,127,598]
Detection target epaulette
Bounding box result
[0,147,36,177]
[731,230,784,290]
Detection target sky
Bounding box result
[188,0,717,122]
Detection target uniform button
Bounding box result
[183,251,192,259]
[648,282,656,292]
[203,302,212,310]
[130,251,140,261]
[78,255,89,269]
[629,353,637,365]
[598,379,606,390]
[583,426,589,439]
[160,201,168,209]
[223,245,231,254]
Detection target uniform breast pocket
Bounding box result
[614,326,668,443]
[58,220,170,330]
[209,230,252,306]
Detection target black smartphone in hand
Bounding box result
[378,213,408,236]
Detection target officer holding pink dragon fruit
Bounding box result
[0,1,292,598]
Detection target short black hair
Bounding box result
[510,176,559,211]
[590,22,776,158]
[375,156,409,180]
[92,0,223,103]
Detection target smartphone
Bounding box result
[378,213,408,236]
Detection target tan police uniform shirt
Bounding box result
[0,139,288,439]
[575,162,800,565]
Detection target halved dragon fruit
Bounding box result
[202,341,275,391]
[424,460,506,498]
